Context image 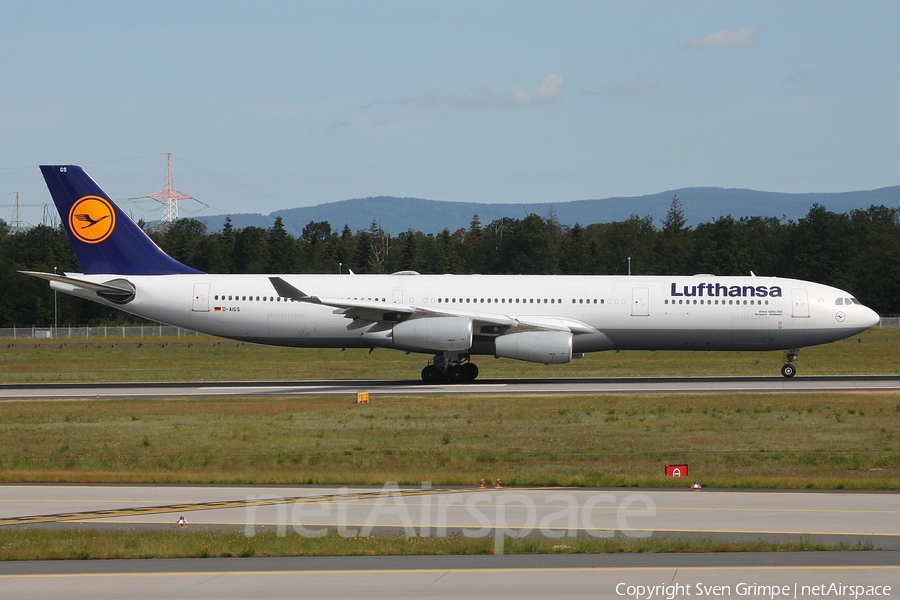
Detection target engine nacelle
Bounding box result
[494,331,573,364]
[392,317,473,351]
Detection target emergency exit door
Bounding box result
[192,283,210,312]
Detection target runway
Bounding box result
[1,484,898,546]
[2,375,900,400]
[0,485,898,598]
[0,482,900,550]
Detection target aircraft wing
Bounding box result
[269,276,417,322]
[269,277,596,335]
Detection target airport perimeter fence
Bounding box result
[1,318,899,340]
[876,317,900,329]
[0,325,202,340]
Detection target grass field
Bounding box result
[0,329,898,488]
[0,529,866,561]
[1,327,898,383]
[0,392,897,488]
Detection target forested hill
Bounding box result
[192,186,900,236]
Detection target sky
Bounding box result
[2,0,899,226]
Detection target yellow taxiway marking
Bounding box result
[0,488,461,527]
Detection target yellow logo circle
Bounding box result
[68,196,116,244]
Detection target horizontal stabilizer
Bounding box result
[19,271,136,304]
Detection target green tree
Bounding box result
[584,215,657,275]
[791,204,853,290]
[157,218,208,270]
[218,216,236,273]
[233,226,270,273]
[657,195,692,274]
[267,216,299,273]
[736,216,790,277]
[691,216,753,275]
[496,214,561,274]
[300,220,334,272]
[560,223,589,274]
[847,205,900,313]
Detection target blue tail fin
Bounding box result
[41,165,204,275]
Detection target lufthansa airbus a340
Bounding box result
[22,165,879,382]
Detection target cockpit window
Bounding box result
[850,297,861,305]
[835,298,843,305]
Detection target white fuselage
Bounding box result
[52,273,879,355]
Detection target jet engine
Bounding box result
[494,331,573,364]
[392,317,473,351]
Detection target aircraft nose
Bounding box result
[862,305,880,329]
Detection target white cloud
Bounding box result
[679,27,761,49]
[534,72,565,100]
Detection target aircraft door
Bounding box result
[392,289,403,304]
[791,288,810,318]
[631,287,649,316]
[192,283,210,312]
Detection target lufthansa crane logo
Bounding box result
[68,196,116,244]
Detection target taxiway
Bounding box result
[0,485,898,598]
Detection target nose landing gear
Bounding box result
[781,348,799,378]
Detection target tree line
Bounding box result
[2,197,899,327]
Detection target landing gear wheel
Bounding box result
[421,365,442,383]
[781,363,796,378]
[463,363,479,381]
[447,365,466,383]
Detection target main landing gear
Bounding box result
[781,348,800,378]
[421,353,479,383]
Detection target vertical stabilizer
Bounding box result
[40,165,204,275]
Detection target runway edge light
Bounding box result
[665,464,688,477]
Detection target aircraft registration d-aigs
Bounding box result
[23,165,880,382]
